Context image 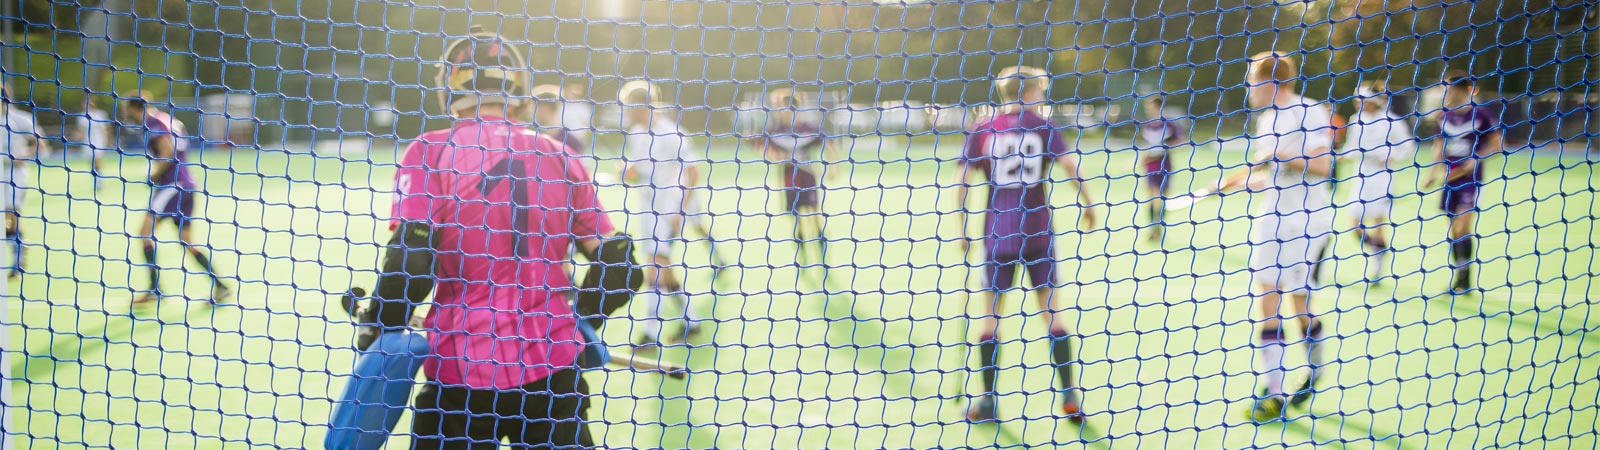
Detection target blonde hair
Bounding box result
[618,80,659,105]
[1248,51,1297,83]
[994,66,1048,102]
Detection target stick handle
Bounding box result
[608,353,688,380]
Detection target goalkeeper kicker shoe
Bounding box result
[1246,395,1288,424]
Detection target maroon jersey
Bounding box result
[1439,106,1498,179]
[961,110,1072,256]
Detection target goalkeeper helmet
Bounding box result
[436,26,532,114]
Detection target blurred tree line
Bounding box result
[2,0,1593,138]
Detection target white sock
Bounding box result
[1258,329,1287,396]
[1305,321,1328,379]
[681,292,708,326]
[636,291,665,342]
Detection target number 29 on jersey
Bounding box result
[989,132,1046,186]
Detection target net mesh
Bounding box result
[0,0,1596,448]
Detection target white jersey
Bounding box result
[1340,110,1416,177]
[561,101,594,141]
[625,119,701,209]
[77,107,117,153]
[1,108,36,189]
[1247,95,1336,293]
[1251,94,1335,232]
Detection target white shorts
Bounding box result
[0,185,21,214]
[1353,171,1394,221]
[1248,214,1332,294]
[632,188,689,259]
[1,168,28,213]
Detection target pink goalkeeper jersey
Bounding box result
[391,115,615,389]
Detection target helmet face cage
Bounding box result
[435,28,532,114]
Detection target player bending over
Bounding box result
[1136,96,1188,242]
[1339,81,1415,281]
[353,29,642,449]
[123,93,231,304]
[1424,72,1501,296]
[956,66,1098,423]
[617,80,715,346]
[0,87,39,280]
[755,88,838,277]
[1209,53,1337,422]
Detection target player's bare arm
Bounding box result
[1056,154,1098,230]
[954,165,978,254]
[683,164,702,212]
[1425,138,1448,188]
[1275,145,1334,177]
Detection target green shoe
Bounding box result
[1247,396,1287,424]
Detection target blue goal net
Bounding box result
[0,0,1597,448]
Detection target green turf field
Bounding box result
[8,139,1599,449]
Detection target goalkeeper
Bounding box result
[352,28,640,449]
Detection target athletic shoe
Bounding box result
[133,291,163,305]
[212,283,234,304]
[1060,400,1085,424]
[1289,372,1321,408]
[966,395,998,423]
[1144,228,1163,244]
[1246,396,1287,424]
[664,323,703,345]
[1450,270,1474,296]
[633,334,662,351]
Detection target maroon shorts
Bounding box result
[149,186,196,222]
[983,247,1057,292]
[782,166,820,212]
[1441,178,1480,216]
[1141,156,1172,192]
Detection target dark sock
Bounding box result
[6,226,20,271]
[1452,238,1474,289]
[142,244,160,293]
[1049,330,1076,395]
[1144,203,1157,224]
[979,334,999,396]
[1451,237,1474,264]
[189,249,221,282]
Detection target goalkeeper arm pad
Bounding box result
[371,221,439,330]
[575,234,643,329]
